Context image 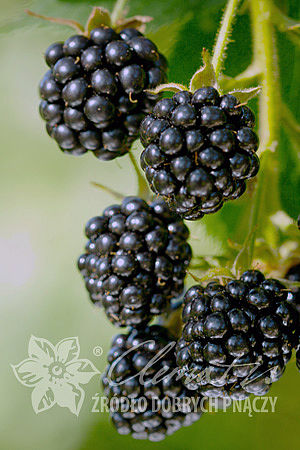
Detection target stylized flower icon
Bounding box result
[11,336,100,415]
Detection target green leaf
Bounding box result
[281,102,300,153]
[147,13,192,58]
[189,48,217,92]
[85,7,111,36]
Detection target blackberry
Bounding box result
[102,325,203,441]
[285,263,300,313]
[77,197,191,327]
[176,270,299,398]
[39,28,167,159]
[140,87,260,220]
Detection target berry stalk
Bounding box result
[246,0,282,267]
[111,0,129,25]
[212,0,241,79]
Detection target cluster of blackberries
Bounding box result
[77,196,191,326]
[39,27,167,159]
[176,270,299,398]
[102,325,203,441]
[34,8,300,443]
[140,88,260,220]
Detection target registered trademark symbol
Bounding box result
[93,346,103,357]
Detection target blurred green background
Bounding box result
[1,0,299,449]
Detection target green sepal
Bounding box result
[228,86,261,104]
[189,48,217,92]
[146,82,187,95]
[188,267,235,283]
[25,9,85,34]
[85,7,112,36]
[115,16,153,33]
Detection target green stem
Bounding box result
[111,0,129,25]
[251,0,280,153]
[212,0,241,78]
[128,151,149,200]
[246,0,281,266]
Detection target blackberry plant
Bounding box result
[77,196,191,326]
[26,0,300,443]
[30,6,167,159]
[102,325,203,441]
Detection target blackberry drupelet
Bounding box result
[176,270,300,399]
[39,28,167,159]
[102,325,203,441]
[286,263,300,371]
[140,87,260,220]
[285,263,300,313]
[77,197,191,326]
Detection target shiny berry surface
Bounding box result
[140,87,260,220]
[102,325,203,441]
[78,197,191,327]
[177,270,299,398]
[39,27,167,159]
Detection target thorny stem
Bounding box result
[212,0,241,78]
[128,150,149,200]
[111,0,129,25]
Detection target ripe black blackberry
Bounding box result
[39,26,167,159]
[285,263,300,313]
[102,325,203,441]
[77,197,191,326]
[176,270,300,399]
[140,88,260,220]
